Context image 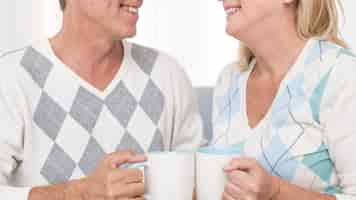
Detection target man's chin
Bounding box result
[112,29,137,40]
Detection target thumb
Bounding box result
[106,151,147,168]
[224,157,258,172]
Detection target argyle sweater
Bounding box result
[212,39,356,199]
[0,39,202,200]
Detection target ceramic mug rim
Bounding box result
[197,146,242,156]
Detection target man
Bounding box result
[0,0,202,199]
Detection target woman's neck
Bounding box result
[242,17,307,80]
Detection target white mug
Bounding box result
[196,147,242,200]
[129,151,195,200]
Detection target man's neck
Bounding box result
[50,12,124,80]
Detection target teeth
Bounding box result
[226,7,240,16]
[128,7,138,14]
[122,6,139,14]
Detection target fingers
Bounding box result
[105,151,147,168]
[99,168,145,199]
[110,194,145,200]
[112,168,144,184]
[88,152,147,200]
[224,157,260,173]
[226,170,254,191]
[223,182,250,200]
[123,197,145,200]
[105,151,135,168]
[130,197,145,200]
[114,182,145,198]
[127,153,147,164]
[222,190,237,200]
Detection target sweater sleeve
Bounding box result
[166,57,203,151]
[0,66,31,200]
[320,55,356,200]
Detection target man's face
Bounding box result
[73,0,143,39]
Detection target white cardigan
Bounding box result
[213,39,356,200]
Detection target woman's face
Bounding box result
[74,0,143,39]
[221,0,294,39]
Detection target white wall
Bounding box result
[131,0,238,86]
[0,0,43,52]
[2,0,356,86]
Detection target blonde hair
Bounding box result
[238,0,347,70]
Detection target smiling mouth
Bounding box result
[226,7,241,17]
[120,5,139,14]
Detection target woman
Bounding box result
[213,0,356,200]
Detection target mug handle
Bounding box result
[122,162,151,200]
[127,161,149,169]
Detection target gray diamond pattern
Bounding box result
[149,129,164,152]
[70,87,104,133]
[34,92,67,140]
[27,43,168,184]
[131,44,158,75]
[116,132,145,154]
[79,137,106,175]
[106,82,138,128]
[40,144,76,184]
[139,80,165,124]
[21,47,53,88]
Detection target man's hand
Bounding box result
[82,151,146,200]
[29,151,147,200]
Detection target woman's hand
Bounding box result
[222,157,280,200]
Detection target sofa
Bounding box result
[196,87,214,142]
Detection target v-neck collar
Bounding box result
[40,39,132,99]
[241,38,316,133]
